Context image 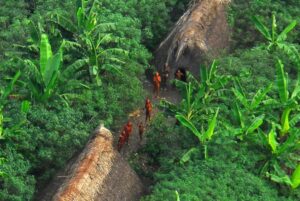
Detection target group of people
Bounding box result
[152,63,186,97]
[118,63,187,152]
[117,98,153,152]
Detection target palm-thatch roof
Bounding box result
[155,0,231,75]
[38,125,144,201]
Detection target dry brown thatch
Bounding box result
[155,0,231,75]
[39,125,144,201]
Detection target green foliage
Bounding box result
[267,162,300,189]
[143,161,285,201]
[0,71,21,108]
[229,0,300,49]
[142,139,300,201]
[98,0,190,50]
[176,109,219,159]
[252,14,297,51]
[0,0,179,199]
[0,149,35,201]
[24,34,64,102]
[4,101,90,186]
[52,1,124,85]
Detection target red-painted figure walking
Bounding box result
[153,72,161,98]
[123,121,133,144]
[145,98,152,123]
[118,130,127,151]
[138,122,145,141]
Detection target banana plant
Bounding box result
[232,82,272,113]
[24,34,88,103]
[160,82,201,121]
[252,14,300,70]
[176,108,219,159]
[273,59,300,137]
[267,161,300,189]
[161,61,229,121]
[252,14,297,51]
[258,123,300,182]
[51,0,127,86]
[24,34,63,102]
[229,81,271,138]
[191,60,231,106]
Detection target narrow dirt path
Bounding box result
[116,78,181,160]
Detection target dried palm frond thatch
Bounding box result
[155,0,231,75]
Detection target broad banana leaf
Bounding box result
[21,101,31,114]
[175,114,201,142]
[291,79,300,99]
[40,34,53,77]
[44,51,62,86]
[175,191,180,201]
[268,128,278,154]
[271,14,277,42]
[291,164,300,189]
[245,115,264,135]
[202,109,219,141]
[290,113,300,127]
[268,162,293,186]
[208,60,217,81]
[63,59,88,77]
[52,14,77,33]
[180,147,198,165]
[276,59,288,103]
[232,88,249,109]
[234,102,245,128]
[77,7,85,30]
[252,16,272,41]
[277,20,297,43]
[250,84,272,110]
[280,107,291,136]
[277,131,297,155]
[233,78,246,98]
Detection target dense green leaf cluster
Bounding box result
[228,0,300,49]
[0,0,188,200]
[142,2,300,200]
[141,115,300,201]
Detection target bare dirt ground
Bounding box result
[118,79,181,160]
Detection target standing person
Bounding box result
[124,121,133,144]
[175,69,184,80]
[161,63,170,89]
[153,72,161,98]
[138,122,145,141]
[117,130,127,152]
[145,98,152,123]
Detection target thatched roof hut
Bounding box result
[155,0,231,76]
[38,125,144,201]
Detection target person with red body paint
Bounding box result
[118,121,133,151]
[153,72,161,98]
[117,130,127,151]
[145,98,152,123]
[124,121,133,144]
[138,122,145,141]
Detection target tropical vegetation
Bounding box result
[1,0,300,201]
